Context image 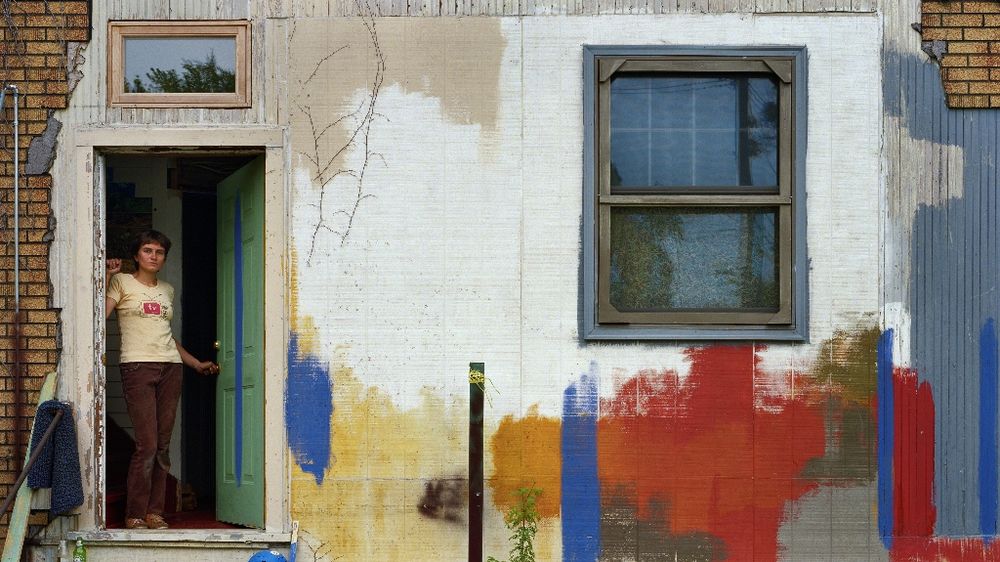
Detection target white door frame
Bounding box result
[67,126,289,533]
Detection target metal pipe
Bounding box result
[2,84,23,466]
[9,85,18,323]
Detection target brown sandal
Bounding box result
[125,517,148,529]
[145,513,169,530]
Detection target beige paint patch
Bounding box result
[290,348,474,559]
[390,19,505,131]
[289,19,505,188]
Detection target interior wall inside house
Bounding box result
[104,155,185,479]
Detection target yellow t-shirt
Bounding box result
[108,273,182,364]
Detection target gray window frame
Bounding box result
[582,45,808,341]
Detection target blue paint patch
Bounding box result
[981,318,998,538]
[877,329,894,548]
[285,332,333,485]
[234,194,244,486]
[561,362,601,562]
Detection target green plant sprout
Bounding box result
[488,486,542,562]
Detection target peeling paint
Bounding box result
[25,115,62,175]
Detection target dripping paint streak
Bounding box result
[877,329,895,547]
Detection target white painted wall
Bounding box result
[290,14,883,417]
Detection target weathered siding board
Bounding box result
[882,0,1000,549]
[311,0,873,16]
[64,0,276,126]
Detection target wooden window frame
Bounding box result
[108,20,251,108]
[582,46,809,341]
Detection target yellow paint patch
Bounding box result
[488,405,562,518]
[290,349,473,559]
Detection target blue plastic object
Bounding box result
[248,550,287,562]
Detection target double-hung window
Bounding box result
[583,46,808,340]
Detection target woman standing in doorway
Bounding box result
[105,230,219,530]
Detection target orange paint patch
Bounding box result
[489,406,562,518]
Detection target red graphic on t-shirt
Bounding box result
[142,301,161,315]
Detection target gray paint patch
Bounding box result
[777,484,887,561]
[598,485,725,562]
[25,115,62,175]
[888,50,1000,536]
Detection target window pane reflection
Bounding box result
[609,207,779,311]
[610,73,778,189]
[124,37,237,93]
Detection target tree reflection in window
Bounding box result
[125,51,236,94]
[610,207,778,312]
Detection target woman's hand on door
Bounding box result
[193,360,220,376]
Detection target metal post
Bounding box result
[469,362,484,562]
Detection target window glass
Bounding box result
[609,207,779,311]
[610,74,779,190]
[124,37,237,94]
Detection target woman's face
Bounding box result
[134,242,167,275]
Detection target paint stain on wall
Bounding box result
[391,19,506,132]
[286,332,334,485]
[891,368,935,539]
[814,325,880,404]
[594,345,828,560]
[877,322,1000,559]
[489,405,562,518]
[418,477,467,523]
[562,363,602,562]
[291,352,471,560]
[801,325,879,483]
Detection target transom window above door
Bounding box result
[582,46,809,341]
[108,21,251,108]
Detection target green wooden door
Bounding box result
[216,156,265,527]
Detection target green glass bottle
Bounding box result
[72,537,86,562]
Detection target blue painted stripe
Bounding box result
[285,333,333,485]
[234,194,244,487]
[561,362,601,562]
[877,329,894,548]
[981,318,998,538]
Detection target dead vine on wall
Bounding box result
[292,0,387,264]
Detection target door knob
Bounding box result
[213,340,221,350]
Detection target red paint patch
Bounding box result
[884,370,1000,560]
[892,368,935,537]
[891,537,1000,561]
[597,345,829,559]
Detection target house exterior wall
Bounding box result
[281,13,882,560]
[23,0,1000,561]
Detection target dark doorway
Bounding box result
[103,153,256,529]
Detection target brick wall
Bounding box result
[922,1,1000,107]
[0,0,89,527]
